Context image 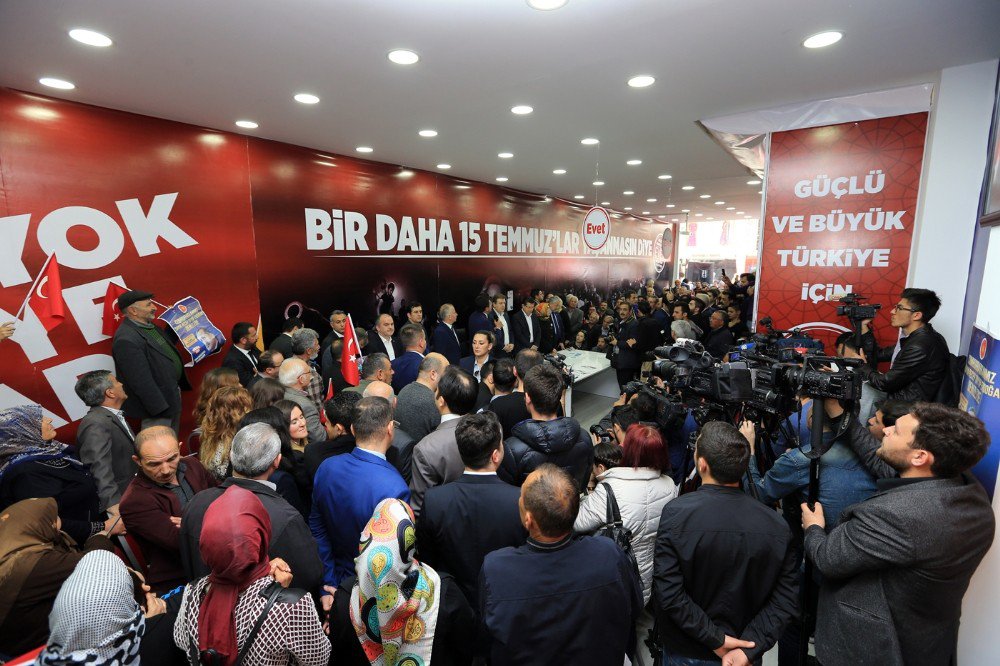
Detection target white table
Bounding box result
[557,349,618,417]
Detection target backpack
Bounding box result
[598,482,640,578]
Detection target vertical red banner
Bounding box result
[756,113,928,351]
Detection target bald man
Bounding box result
[120,426,216,591]
[395,353,449,443]
[480,464,641,664]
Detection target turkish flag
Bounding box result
[340,314,362,386]
[29,256,66,331]
[101,281,129,336]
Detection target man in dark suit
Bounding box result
[365,313,404,361]
[490,293,516,358]
[417,412,527,606]
[459,331,495,381]
[432,303,462,365]
[391,323,428,392]
[509,297,541,356]
[179,423,323,592]
[467,294,493,338]
[221,321,261,387]
[74,370,138,512]
[546,296,569,349]
[801,400,995,666]
[269,316,303,359]
[111,289,191,435]
[487,350,546,439]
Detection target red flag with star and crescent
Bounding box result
[101,281,129,336]
[341,314,362,386]
[28,256,66,331]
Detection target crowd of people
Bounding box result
[0,279,995,666]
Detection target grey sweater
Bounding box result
[395,381,441,442]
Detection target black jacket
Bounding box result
[179,477,323,593]
[862,324,949,402]
[636,316,664,357]
[615,317,642,370]
[702,326,735,360]
[112,318,190,420]
[221,345,260,387]
[509,311,541,354]
[653,484,799,663]
[498,418,594,492]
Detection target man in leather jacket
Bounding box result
[858,288,949,403]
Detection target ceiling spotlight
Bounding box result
[39,77,75,90]
[388,49,420,65]
[672,218,679,222]
[592,180,605,186]
[527,0,569,10]
[496,177,509,182]
[726,206,736,210]
[747,179,762,185]
[682,185,695,190]
[715,201,725,205]
[235,120,258,129]
[681,209,691,213]
[803,31,844,49]
[511,105,533,115]
[658,215,665,219]
[623,190,634,195]
[356,146,374,153]
[666,204,675,208]
[68,28,113,47]
[737,211,745,215]
[574,195,585,199]
[646,198,657,203]
[695,213,704,217]
[498,152,514,159]
[627,75,656,88]
[294,93,320,104]
[601,201,610,205]
[624,207,633,211]
[581,137,599,145]
[642,211,651,215]
[758,190,764,194]
[437,163,451,170]
[658,174,672,180]
[553,169,566,175]
[700,194,711,199]
[627,159,642,166]
[707,217,715,220]
[418,129,438,137]
[316,161,336,167]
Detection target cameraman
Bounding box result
[856,288,950,403]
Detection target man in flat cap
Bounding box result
[111,290,190,435]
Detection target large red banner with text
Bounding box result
[756,113,928,351]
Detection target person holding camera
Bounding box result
[800,399,994,666]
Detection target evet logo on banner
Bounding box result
[582,207,611,251]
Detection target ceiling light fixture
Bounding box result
[592,180,605,186]
[574,195,585,199]
[803,30,844,49]
[553,169,566,175]
[601,201,610,205]
[581,137,599,145]
[511,105,533,115]
[681,209,691,213]
[726,206,735,210]
[715,201,725,205]
[623,190,634,195]
[695,213,704,217]
[624,207,633,211]
[682,185,695,190]
[418,129,438,137]
[642,211,651,215]
[627,159,642,166]
[387,49,420,65]
[235,120,258,129]
[356,146,374,153]
[747,179,762,185]
[527,0,568,10]
[39,77,75,90]
[294,93,320,104]
[496,177,509,182]
[672,218,679,222]
[627,75,655,88]
[658,174,672,180]
[498,152,514,159]
[437,163,451,169]
[666,204,675,208]
[68,28,113,47]
[646,198,657,202]
[700,194,711,199]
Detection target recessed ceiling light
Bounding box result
[68,28,112,47]
[682,185,695,190]
[294,93,320,104]
[646,198,657,203]
[737,211,744,215]
[803,31,843,49]
[498,152,514,159]
[627,159,642,166]
[726,206,736,210]
[666,204,675,208]
[700,194,711,199]
[496,177,509,182]
[316,161,336,167]
[681,209,691,213]
[39,77,75,90]
[695,213,704,217]
[715,201,725,205]
[707,217,715,220]
[553,169,567,175]
[658,215,665,219]
[527,0,568,10]
[511,105,533,115]
[437,163,451,170]
[601,201,610,205]
[593,181,605,186]
[418,129,438,137]
[672,218,679,222]
[623,190,634,195]
[658,174,672,180]
[388,49,419,65]
[642,211,651,215]
[627,75,656,88]
[235,120,258,129]
[574,195,585,199]
[581,138,599,145]
[398,170,415,178]
[624,207,633,211]
[356,146,374,153]
[747,179,762,185]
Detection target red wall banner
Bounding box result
[0,88,674,435]
[756,113,928,351]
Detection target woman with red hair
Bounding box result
[574,423,678,666]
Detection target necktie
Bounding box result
[115,411,135,440]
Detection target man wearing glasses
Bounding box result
[852,288,950,402]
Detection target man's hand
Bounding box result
[0,322,14,341]
[270,558,293,588]
[143,591,167,617]
[822,398,845,419]
[714,635,755,658]
[739,420,756,455]
[503,343,514,353]
[626,338,637,347]
[613,392,628,407]
[530,345,538,351]
[801,502,826,531]
[169,516,182,527]
[722,648,751,666]
[320,585,337,634]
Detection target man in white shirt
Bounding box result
[367,313,403,361]
[511,297,540,355]
[491,293,515,358]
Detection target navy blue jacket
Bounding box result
[432,323,462,365]
[467,311,493,337]
[391,351,424,393]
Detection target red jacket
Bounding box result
[120,457,216,590]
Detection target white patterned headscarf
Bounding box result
[36,551,145,666]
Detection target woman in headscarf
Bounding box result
[35,550,178,666]
[0,498,114,657]
[330,498,474,666]
[173,485,328,666]
[0,405,122,545]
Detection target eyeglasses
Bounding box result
[891,303,918,313]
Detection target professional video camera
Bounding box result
[543,353,575,386]
[649,340,754,404]
[732,317,825,363]
[836,292,881,322]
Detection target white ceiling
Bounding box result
[1,0,999,223]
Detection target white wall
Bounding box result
[909,59,998,350]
